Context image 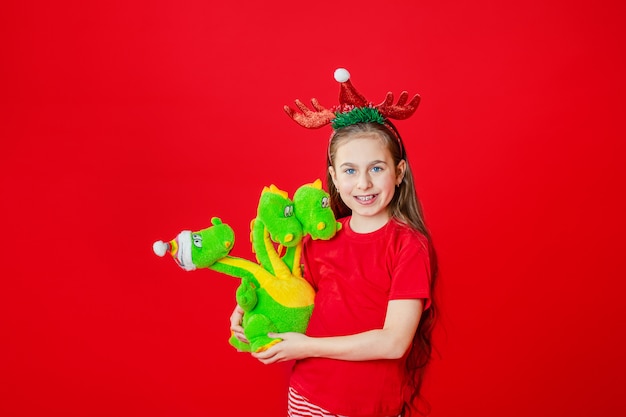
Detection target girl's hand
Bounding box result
[229,305,248,344]
[251,332,311,365]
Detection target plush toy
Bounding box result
[153,180,340,352]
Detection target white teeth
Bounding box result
[356,195,374,201]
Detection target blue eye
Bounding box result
[371,166,383,173]
[345,168,356,175]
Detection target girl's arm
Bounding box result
[252,299,423,364]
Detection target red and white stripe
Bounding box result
[287,387,403,417]
[288,387,346,417]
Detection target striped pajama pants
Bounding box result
[288,387,402,417]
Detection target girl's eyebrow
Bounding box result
[368,160,388,166]
[339,160,388,168]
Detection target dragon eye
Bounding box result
[321,197,330,208]
[192,234,203,248]
[284,205,294,217]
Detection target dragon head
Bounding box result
[153,217,235,271]
[256,185,303,248]
[293,179,342,240]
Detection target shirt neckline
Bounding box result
[341,216,393,242]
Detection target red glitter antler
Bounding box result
[375,90,421,120]
[283,98,335,129]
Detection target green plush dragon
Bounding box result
[152,180,340,352]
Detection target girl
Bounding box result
[231,71,438,417]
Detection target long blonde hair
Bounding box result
[327,122,439,415]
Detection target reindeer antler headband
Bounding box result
[284,68,421,131]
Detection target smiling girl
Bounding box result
[232,70,438,417]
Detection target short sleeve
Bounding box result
[301,236,318,290]
[388,232,431,310]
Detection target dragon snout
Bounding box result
[284,233,294,243]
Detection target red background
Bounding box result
[1,1,625,416]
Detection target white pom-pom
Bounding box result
[153,240,168,257]
[334,68,350,83]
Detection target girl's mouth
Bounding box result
[354,194,377,204]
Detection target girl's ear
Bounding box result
[396,159,407,185]
[328,166,338,187]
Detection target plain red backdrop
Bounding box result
[1,1,625,416]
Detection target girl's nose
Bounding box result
[356,173,372,190]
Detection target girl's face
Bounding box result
[329,134,405,233]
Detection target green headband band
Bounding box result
[331,106,386,129]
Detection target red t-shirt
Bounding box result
[290,217,431,417]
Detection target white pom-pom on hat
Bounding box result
[153,240,169,257]
[334,68,350,83]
